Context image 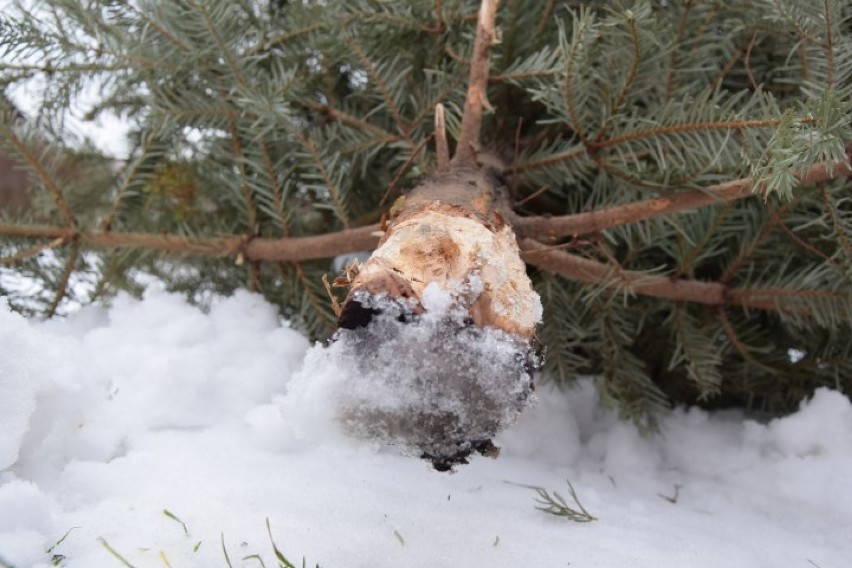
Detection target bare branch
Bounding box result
[0,223,381,263]
[45,239,79,318]
[0,237,66,265]
[512,159,851,239]
[520,238,839,314]
[452,0,500,166]
[434,103,450,171]
[5,131,77,227]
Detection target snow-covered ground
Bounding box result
[1,289,850,568]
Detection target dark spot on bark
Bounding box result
[422,439,501,472]
[337,298,379,330]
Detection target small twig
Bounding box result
[379,133,434,207]
[823,0,835,89]
[0,237,65,265]
[429,0,445,34]
[744,31,759,91]
[658,484,681,504]
[45,239,79,318]
[514,185,550,207]
[434,103,450,171]
[451,0,500,166]
[5,130,77,227]
[322,273,342,317]
[535,0,555,35]
[508,480,596,522]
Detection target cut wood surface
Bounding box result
[339,167,540,338]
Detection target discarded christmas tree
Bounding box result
[1,0,850,458]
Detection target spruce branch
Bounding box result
[452,0,500,166]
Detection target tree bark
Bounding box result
[338,166,540,339]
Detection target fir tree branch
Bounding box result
[452,0,500,166]
[512,159,850,239]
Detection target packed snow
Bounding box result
[303,282,537,469]
[1,289,851,567]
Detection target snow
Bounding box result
[1,290,851,567]
[293,284,537,469]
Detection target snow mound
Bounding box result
[1,291,851,567]
[283,283,539,470]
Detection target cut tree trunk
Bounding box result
[333,163,542,471]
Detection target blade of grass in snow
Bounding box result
[221,533,233,568]
[266,518,297,568]
[162,510,189,536]
[243,554,267,567]
[98,538,136,567]
[47,527,79,555]
[158,550,173,568]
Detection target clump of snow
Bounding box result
[1,291,851,567]
[282,283,538,470]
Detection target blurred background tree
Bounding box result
[1,0,850,427]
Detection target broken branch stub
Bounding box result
[334,165,542,471]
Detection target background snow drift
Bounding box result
[1,290,850,567]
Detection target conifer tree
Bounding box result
[1,0,850,429]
